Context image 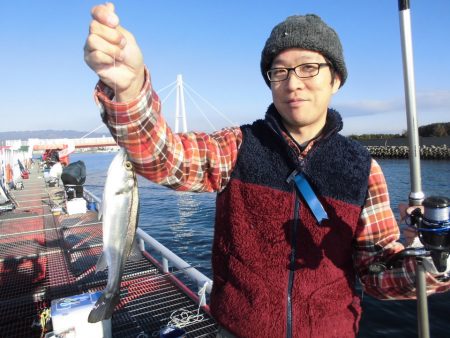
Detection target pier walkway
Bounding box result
[0,167,218,337]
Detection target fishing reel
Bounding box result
[409,196,450,273]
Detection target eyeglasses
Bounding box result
[266,63,330,82]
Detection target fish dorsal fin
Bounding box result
[95,252,108,272]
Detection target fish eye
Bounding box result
[125,161,133,170]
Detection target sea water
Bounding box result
[72,152,450,338]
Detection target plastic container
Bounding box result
[51,292,111,338]
[66,198,87,215]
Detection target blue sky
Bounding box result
[1,0,449,136]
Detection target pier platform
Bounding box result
[0,167,218,337]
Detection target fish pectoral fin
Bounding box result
[127,239,143,262]
[114,184,133,195]
[95,252,108,272]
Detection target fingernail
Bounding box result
[120,38,127,48]
[107,15,118,26]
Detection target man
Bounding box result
[84,4,450,337]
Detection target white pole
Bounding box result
[175,75,181,133]
[175,74,188,133]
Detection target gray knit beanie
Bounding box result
[261,14,347,87]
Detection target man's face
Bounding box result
[270,48,341,139]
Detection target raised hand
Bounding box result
[84,3,145,102]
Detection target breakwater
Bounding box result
[366,145,449,159]
[356,136,450,160]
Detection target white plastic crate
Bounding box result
[66,198,87,215]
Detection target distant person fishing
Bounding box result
[84,3,450,337]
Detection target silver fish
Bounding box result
[88,148,141,323]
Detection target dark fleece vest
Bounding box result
[210,105,372,338]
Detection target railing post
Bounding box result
[162,257,169,273]
[138,238,145,252]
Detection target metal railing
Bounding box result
[83,188,213,306]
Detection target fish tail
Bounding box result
[87,292,120,323]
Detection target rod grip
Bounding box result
[399,0,410,11]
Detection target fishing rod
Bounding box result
[398,0,423,207]
[398,2,450,338]
[397,1,429,337]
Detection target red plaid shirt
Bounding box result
[95,68,450,299]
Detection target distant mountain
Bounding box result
[0,130,110,142]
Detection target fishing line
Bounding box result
[113,55,119,146]
[167,281,207,325]
[112,37,146,173]
[125,262,211,331]
[150,281,208,337]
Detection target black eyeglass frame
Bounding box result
[266,62,330,82]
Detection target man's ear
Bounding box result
[332,75,341,93]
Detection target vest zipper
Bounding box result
[286,196,300,338]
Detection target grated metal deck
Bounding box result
[0,166,218,337]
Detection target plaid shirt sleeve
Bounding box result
[94,67,242,192]
[354,159,450,299]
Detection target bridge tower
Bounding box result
[174,74,188,133]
